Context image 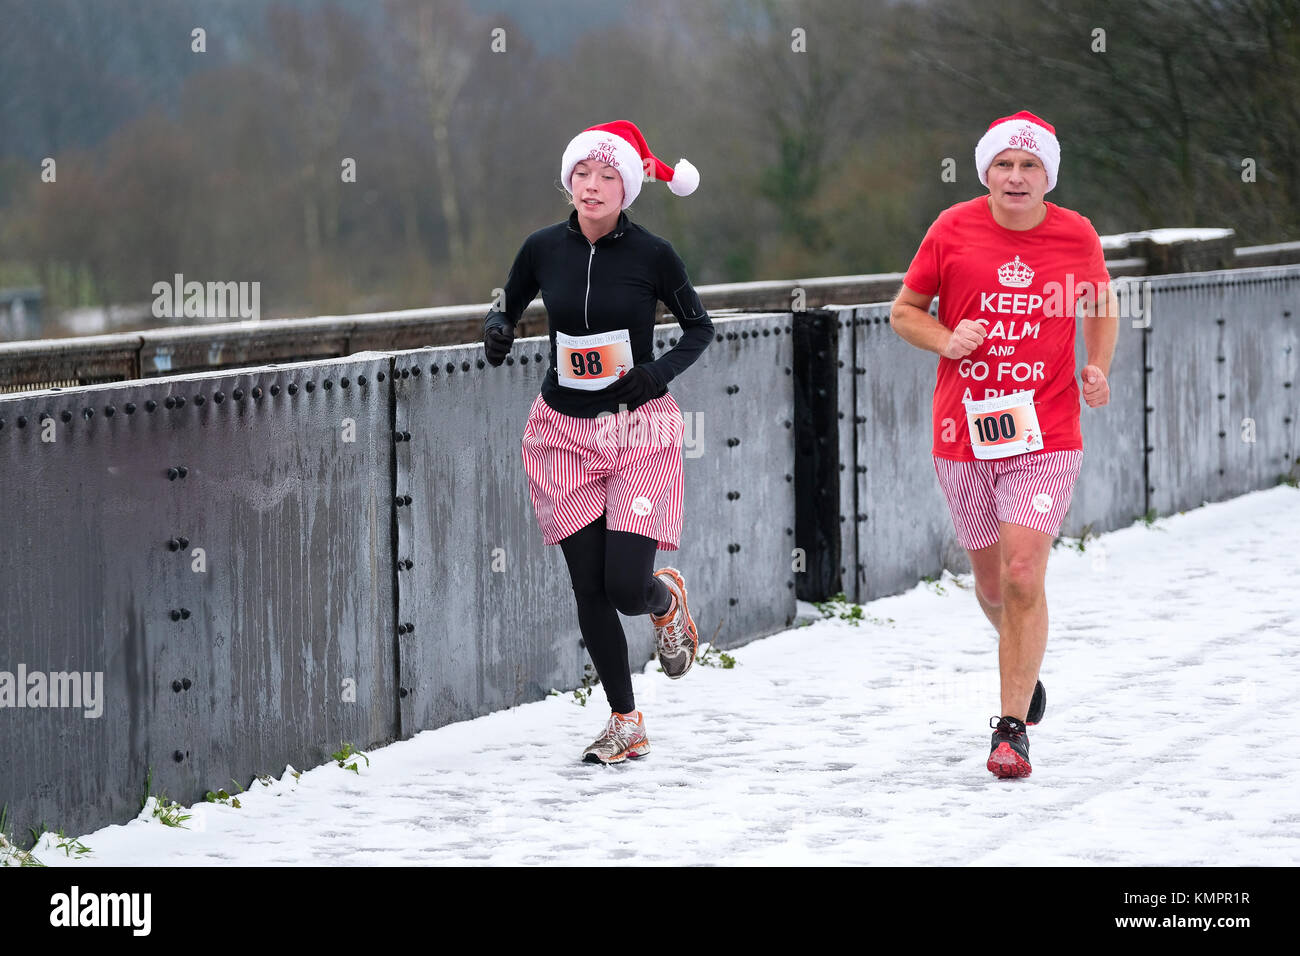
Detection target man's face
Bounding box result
[985,148,1048,212]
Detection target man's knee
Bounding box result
[1000,553,1045,601]
[976,580,1004,609]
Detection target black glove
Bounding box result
[603,365,665,411]
[483,325,514,366]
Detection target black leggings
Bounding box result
[559,514,672,715]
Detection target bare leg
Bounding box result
[996,522,1054,720]
[966,541,1004,633]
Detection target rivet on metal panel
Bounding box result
[411,367,421,377]
[1217,393,1226,400]
[404,559,414,570]
[170,610,181,622]
[1147,486,1156,493]
[785,528,793,535]
[167,468,179,481]
[174,396,185,408]
[1286,417,1294,425]
[1216,318,1225,325]
[377,372,386,381]
[394,433,404,443]
[270,384,280,396]
[307,381,318,392]
[1145,366,1154,374]
[402,431,411,442]
[178,536,189,548]
[729,598,738,606]
[856,514,867,522]
[125,403,136,414]
[182,677,191,689]
[284,385,295,396]
[839,463,845,472]
[1216,356,1225,363]
[104,405,115,417]
[855,416,866,424]
[172,679,182,691]
[519,356,528,366]
[505,356,514,366]
[785,474,792,482]
[163,398,175,410]
[167,538,180,551]
[340,377,349,389]
[763,329,770,337]
[1144,406,1154,413]
[1218,431,1227,438]
[173,751,184,763]
[787,581,795,589]
[1218,468,1225,475]
[399,687,408,698]
[400,369,409,379]
[395,498,404,508]
[785,325,792,333]
[358,374,367,385]
[17,416,26,427]
[714,334,723,343]
[784,420,792,429]
[1285,382,1293,388]
[857,465,866,474]
[0,418,4,429]
[784,368,791,376]
[233,389,244,401]
[534,353,542,362]
[252,386,263,399]
[476,359,485,369]
[61,409,73,421]
[403,494,412,505]
[193,395,205,407]
[741,332,749,340]
[838,411,844,420]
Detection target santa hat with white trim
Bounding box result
[561,120,699,209]
[975,110,1061,193]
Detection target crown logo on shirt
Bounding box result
[997,255,1035,288]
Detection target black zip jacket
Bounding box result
[483,210,714,418]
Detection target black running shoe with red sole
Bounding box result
[1026,680,1046,726]
[987,716,1032,778]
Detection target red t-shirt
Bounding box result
[903,197,1110,461]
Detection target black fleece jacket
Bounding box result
[483,210,714,418]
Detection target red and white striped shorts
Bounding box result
[933,449,1083,551]
[521,392,685,550]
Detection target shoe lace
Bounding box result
[654,598,685,652]
[603,712,639,747]
[989,715,1025,737]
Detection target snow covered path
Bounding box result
[35,487,1300,866]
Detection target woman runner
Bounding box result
[482,121,714,763]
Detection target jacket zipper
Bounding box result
[584,241,595,330]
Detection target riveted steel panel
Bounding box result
[1062,276,1148,536]
[1146,266,1300,515]
[0,353,397,845]
[854,303,965,599]
[674,314,798,648]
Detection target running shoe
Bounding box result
[1027,679,1046,726]
[987,715,1032,778]
[581,710,650,764]
[651,567,699,680]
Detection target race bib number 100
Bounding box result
[963,390,1044,459]
[556,329,634,391]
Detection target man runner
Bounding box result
[889,110,1118,778]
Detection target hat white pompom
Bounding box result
[668,158,699,197]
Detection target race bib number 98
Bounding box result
[556,329,634,391]
[963,390,1044,459]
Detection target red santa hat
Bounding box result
[561,120,699,209]
[975,110,1060,193]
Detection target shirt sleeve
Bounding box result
[483,234,539,337]
[645,241,714,387]
[903,219,943,297]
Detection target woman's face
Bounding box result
[571,159,624,223]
